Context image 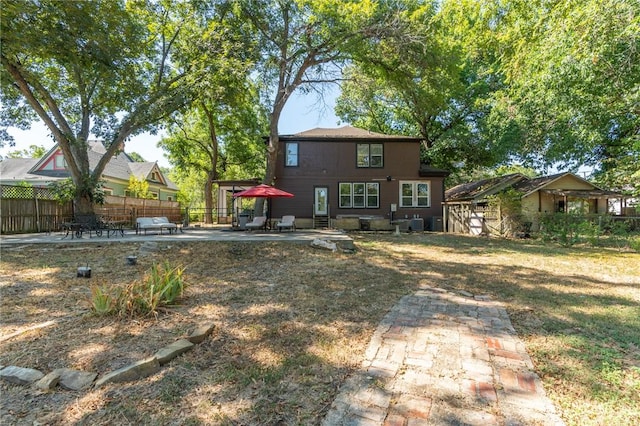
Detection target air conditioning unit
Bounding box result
[410,218,424,232]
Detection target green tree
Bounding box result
[1,0,201,214]
[160,4,266,223]
[482,0,639,193]
[235,0,377,214]
[5,144,46,158]
[335,0,509,177]
[127,152,146,163]
[127,175,151,199]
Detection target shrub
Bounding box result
[90,284,117,315]
[89,262,187,317]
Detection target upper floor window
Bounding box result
[357,143,383,168]
[400,181,430,207]
[285,142,298,166]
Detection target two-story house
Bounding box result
[270,126,449,231]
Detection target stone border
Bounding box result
[0,322,215,391]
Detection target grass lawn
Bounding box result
[0,233,638,425]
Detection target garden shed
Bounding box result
[443,172,626,236]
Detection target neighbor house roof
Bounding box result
[1,141,177,190]
[0,158,50,183]
[445,173,527,202]
[445,172,623,203]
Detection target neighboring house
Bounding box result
[270,126,449,230]
[443,172,625,235]
[0,141,178,201]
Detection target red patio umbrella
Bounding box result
[233,184,294,222]
[233,184,294,199]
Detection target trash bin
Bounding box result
[238,213,250,230]
[431,216,443,232]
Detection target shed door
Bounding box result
[469,212,484,235]
[314,187,328,216]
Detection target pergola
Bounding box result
[213,179,261,225]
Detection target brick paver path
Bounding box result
[322,285,565,426]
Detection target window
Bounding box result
[400,181,430,207]
[54,154,66,169]
[356,143,383,168]
[339,182,379,208]
[285,142,298,166]
[339,183,352,207]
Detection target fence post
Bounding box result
[34,191,40,233]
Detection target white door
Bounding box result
[469,212,484,235]
[314,187,328,216]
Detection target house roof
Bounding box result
[445,172,623,203]
[280,126,423,142]
[445,173,526,202]
[1,141,177,190]
[419,164,450,177]
[0,158,53,183]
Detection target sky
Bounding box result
[0,87,342,168]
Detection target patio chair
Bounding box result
[275,215,296,232]
[245,216,267,231]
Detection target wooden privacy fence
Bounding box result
[1,185,183,234]
[0,185,73,234]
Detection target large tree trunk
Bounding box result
[74,193,95,216]
[255,111,282,217]
[204,171,215,224]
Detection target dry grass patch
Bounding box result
[1,234,638,425]
[0,240,413,425]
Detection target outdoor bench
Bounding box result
[136,217,179,235]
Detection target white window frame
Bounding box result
[54,154,66,169]
[339,182,379,208]
[400,181,431,208]
[285,142,298,167]
[356,143,383,168]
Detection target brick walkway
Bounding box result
[322,285,565,426]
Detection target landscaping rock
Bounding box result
[35,370,61,391]
[0,366,44,385]
[94,357,160,388]
[188,323,215,344]
[311,238,337,252]
[56,368,97,391]
[154,339,194,365]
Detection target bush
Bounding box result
[90,262,187,317]
[90,285,118,315]
[539,213,638,250]
[539,213,585,247]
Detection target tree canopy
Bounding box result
[2,0,637,203]
[1,0,202,212]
